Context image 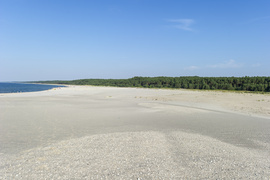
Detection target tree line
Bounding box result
[36,76,270,92]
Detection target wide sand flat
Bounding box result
[0,86,270,179]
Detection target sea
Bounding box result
[0,83,65,93]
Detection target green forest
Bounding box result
[35,76,270,92]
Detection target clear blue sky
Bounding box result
[0,0,269,81]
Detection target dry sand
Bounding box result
[0,86,270,179]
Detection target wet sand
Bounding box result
[0,86,270,179]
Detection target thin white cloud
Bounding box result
[185,60,244,71]
[168,19,195,31]
[251,63,261,67]
[185,66,200,70]
[207,59,243,68]
[241,16,270,24]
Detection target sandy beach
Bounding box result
[0,86,270,179]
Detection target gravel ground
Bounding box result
[1,131,269,179]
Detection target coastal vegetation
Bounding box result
[35,76,270,92]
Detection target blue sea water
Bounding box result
[0,83,65,93]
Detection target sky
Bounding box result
[0,0,269,81]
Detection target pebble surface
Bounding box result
[1,131,269,179]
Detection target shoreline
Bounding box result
[0,83,67,95]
